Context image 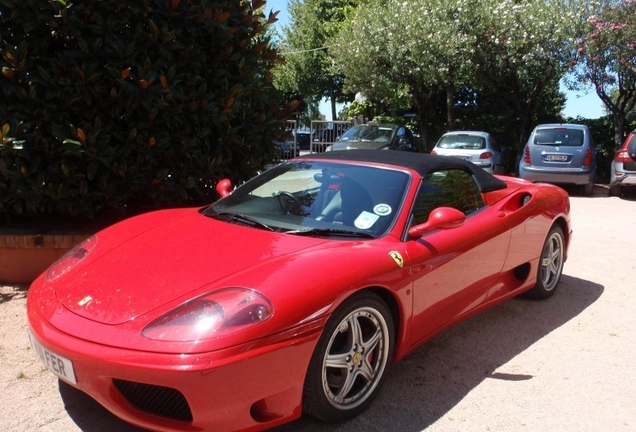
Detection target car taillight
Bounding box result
[615,150,631,163]
[430,150,437,155]
[480,151,493,159]
[523,146,531,163]
[583,146,593,166]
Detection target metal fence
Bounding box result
[310,120,352,153]
[278,120,353,159]
[275,120,297,160]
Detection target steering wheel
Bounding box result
[275,191,301,214]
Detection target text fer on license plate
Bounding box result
[28,331,77,385]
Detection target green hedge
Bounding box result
[0,0,295,224]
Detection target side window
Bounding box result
[412,169,484,225]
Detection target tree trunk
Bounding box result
[613,111,625,148]
[329,83,337,120]
[446,84,455,131]
[595,87,630,148]
[411,85,435,152]
[330,98,337,121]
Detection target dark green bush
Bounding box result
[0,0,295,224]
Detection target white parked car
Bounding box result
[431,131,505,174]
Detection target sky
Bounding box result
[265,0,605,120]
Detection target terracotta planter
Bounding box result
[0,231,90,285]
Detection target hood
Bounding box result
[54,210,326,325]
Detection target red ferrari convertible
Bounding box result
[27,150,571,432]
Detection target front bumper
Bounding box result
[27,297,323,432]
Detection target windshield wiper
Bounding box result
[286,228,375,239]
[207,212,274,231]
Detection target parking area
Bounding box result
[1,185,635,432]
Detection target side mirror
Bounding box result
[408,207,466,238]
[216,178,233,198]
[393,137,411,150]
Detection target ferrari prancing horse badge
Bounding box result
[389,251,404,268]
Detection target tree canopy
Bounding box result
[331,0,582,151]
[574,0,636,147]
[273,0,358,120]
[469,0,584,146]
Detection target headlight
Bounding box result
[142,288,273,342]
[45,235,98,282]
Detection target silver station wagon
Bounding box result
[609,129,636,196]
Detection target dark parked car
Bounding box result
[609,129,636,196]
[274,140,293,160]
[519,123,596,196]
[296,130,312,150]
[275,130,312,160]
[327,122,417,152]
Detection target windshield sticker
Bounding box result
[354,211,379,229]
[374,204,392,216]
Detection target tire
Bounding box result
[609,184,621,197]
[583,182,594,196]
[303,292,394,423]
[524,226,565,300]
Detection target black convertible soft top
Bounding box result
[298,150,508,193]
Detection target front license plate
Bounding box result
[28,331,77,384]
[544,154,569,162]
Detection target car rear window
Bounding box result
[628,133,636,153]
[436,135,486,150]
[534,129,584,146]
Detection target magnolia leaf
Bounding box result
[63,139,82,146]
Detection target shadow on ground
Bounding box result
[58,380,146,431]
[563,183,636,201]
[0,285,27,304]
[57,274,602,432]
[272,274,603,432]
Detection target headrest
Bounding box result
[314,173,342,184]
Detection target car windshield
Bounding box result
[204,161,410,238]
[436,135,486,150]
[338,125,394,143]
[534,129,584,146]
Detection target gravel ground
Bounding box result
[1,185,635,432]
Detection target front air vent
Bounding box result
[113,378,193,422]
